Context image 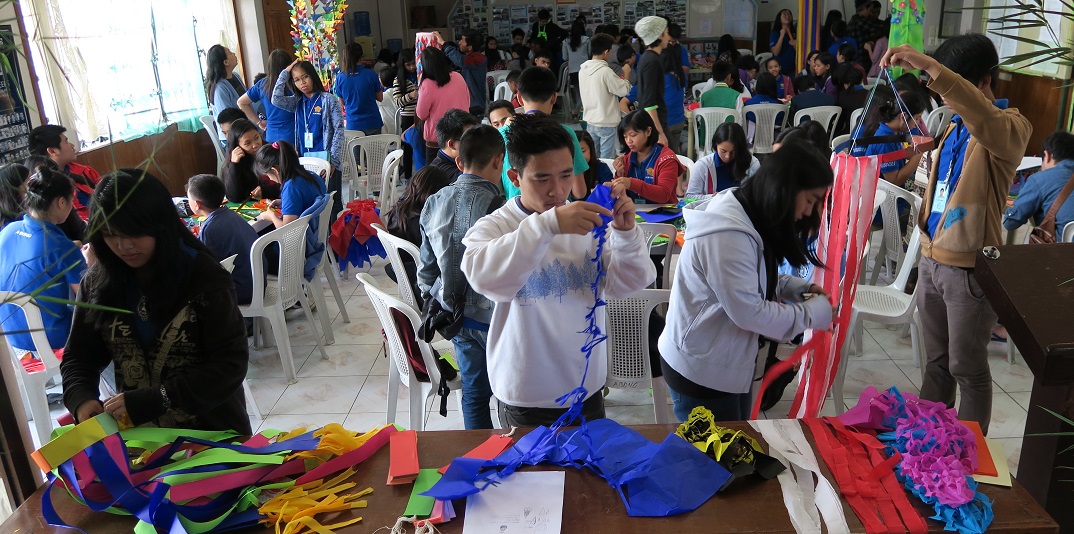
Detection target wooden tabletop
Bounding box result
[2,423,1057,533]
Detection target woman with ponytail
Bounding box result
[0,166,86,352]
[205,44,246,142]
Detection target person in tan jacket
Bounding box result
[882,35,1031,434]
[580,33,633,159]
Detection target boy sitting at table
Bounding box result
[186,174,259,305]
[461,113,656,427]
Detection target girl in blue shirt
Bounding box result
[851,90,927,188]
[334,42,384,134]
[253,141,327,229]
[0,166,84,351]
[743,72,785,129]
[769,10,797,76]
[238,49,296,147]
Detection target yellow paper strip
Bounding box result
[32,413,119,472]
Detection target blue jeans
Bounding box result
[452,325,494,429]
[588,125,618,159]
[669,386,752,422]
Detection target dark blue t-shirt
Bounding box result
[246,78,296,146]
[281,174,327,217]
[334,66,384,131]
[199,208,259,305]
[296,93,327,153]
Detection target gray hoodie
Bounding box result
[658,190,833,394]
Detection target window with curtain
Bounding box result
[23,0,239,147]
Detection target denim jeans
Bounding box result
[452,327,494,429]
[588,125,618,159]
[669,386,751,422]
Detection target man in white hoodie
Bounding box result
[580,33,633,159]
[462,113,656,428]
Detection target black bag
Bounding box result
[418,294,465,343]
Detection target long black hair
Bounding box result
[773,9,796,38]
[396,48,416,93]
[711,122,752,183]
[734,141,832,268]
[83,170,211,327]
[662,44,686,86]
[0,163,28,226]
[288,61,325,95]
[754,72,779,99]
[253,141,319,186]
[421,47,453,87]
[618,110,659,153]
[204,45,229,105]
[577,130,601,197]
[344,42,364,73]
[384,166,452,238]
[266,49,292,90]
[569,19,586,51]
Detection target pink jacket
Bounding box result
[416,72,471,143]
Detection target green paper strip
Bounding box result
[402,468,442,517]
[162,449,286,473]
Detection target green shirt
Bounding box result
[499,120,589,199]
[699,83,741,109]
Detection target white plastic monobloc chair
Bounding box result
[357,273,462,431]
[639,223,678,290]
[348,134,400,200]
[691,82,707,101]
[849,108,865,136]
[675,154,692,198]
[0,291,66,445]
[299,157,332,179]
[240,215,328,384]
[315,190,350,326]
[831,134,852,153]
[493,81,512,102]
[199,115,226,168]
[755,52,773,66]
[832,226,925,414]
[926,105,954,138]
[217,258,262,424]
[556,62,574,119]
[792,105,842,141]
[373,223,421,311]
[741,103,790,155]
[379,149,405,212]
[869,180,923,286]
[1064,221,1074,243]
[693,107,740,158]
[606,289,672,424]
[487,70,510,93]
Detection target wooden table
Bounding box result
[976,244,1074,532]
[2,423,1056,533]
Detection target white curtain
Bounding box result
[21,0,241,146]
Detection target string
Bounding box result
[881,67,926,152]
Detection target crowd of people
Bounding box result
[0,1,1054,439]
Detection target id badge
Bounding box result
[931,181,949,213]
[304,131,314,149]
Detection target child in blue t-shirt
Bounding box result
[253,141,327,230]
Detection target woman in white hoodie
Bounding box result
[658,141,836,421]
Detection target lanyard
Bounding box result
[940,118,969,186]
[301,94,322,133]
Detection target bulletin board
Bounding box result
[985,0,1072,79]
[0,25,32,164]
[685,0,757,40]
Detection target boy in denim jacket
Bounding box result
[417,125,506,429]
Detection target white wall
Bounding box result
[235,0,269,85]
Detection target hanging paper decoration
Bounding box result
[796,0,823,76]
[414,32,440,85]
[840,386,994,533]
[289,0,349,90]
[675,406,786,487]
[329,198,387,270]
[888,0,926,78]
[33,414,396,534]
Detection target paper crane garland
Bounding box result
[289,0,348,90]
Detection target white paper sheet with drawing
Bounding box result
[462,471,565,534]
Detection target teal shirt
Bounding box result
[499,117,589,199]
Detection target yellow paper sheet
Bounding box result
[972,438,1012,487]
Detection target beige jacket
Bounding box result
[919,65,1032,268]
[580,59,633,127]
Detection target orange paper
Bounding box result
[961,420,998,477]
[387,430,419,485]
[437,434,513,475]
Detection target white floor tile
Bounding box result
[297,344,382,377]
[271,375,363,415]
[987,392,1028,439]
